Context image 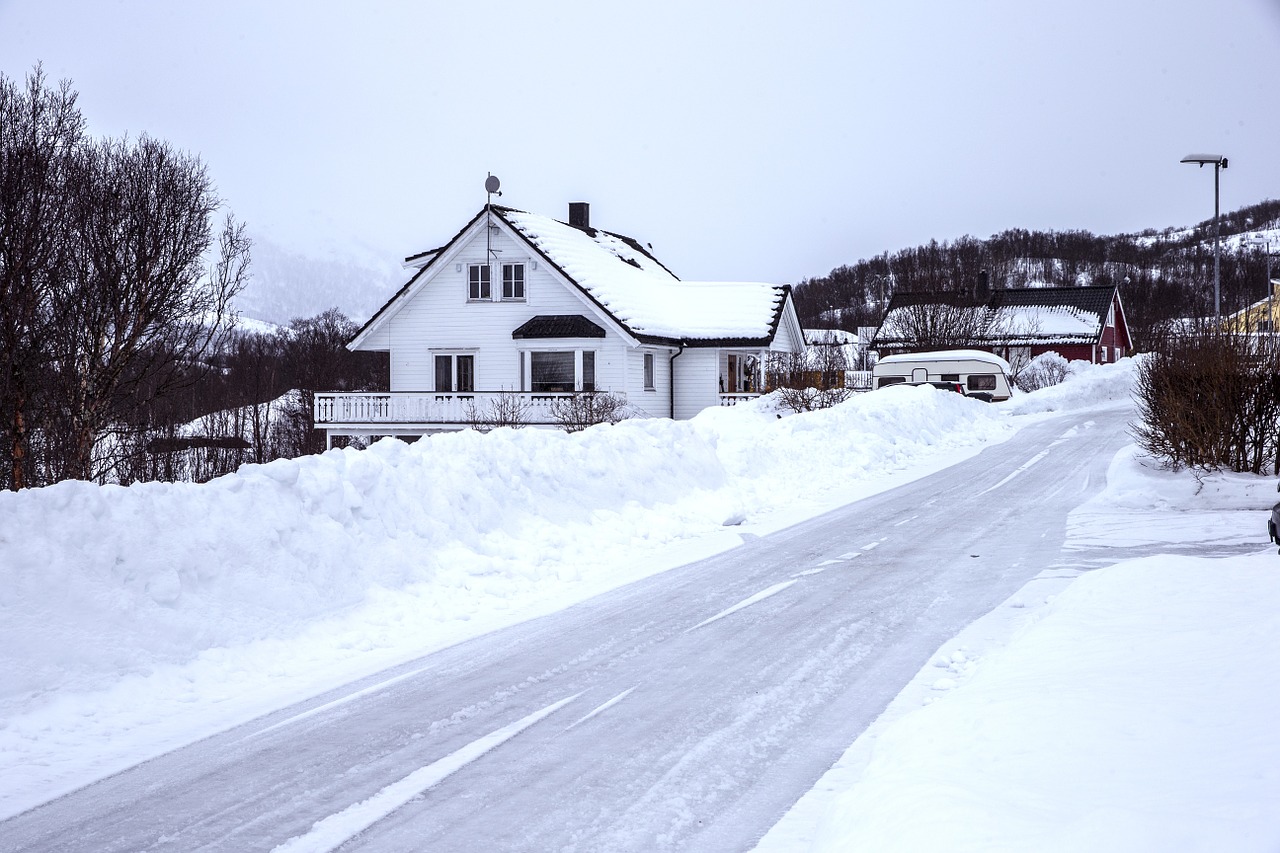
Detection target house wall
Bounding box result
[770,308,802,352]
[624,346,675,419]
[1030,344,1096,363]
[378,224,632,394]
[673,349,720,420]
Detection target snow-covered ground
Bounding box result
[4,356,1275,851]
[758,393,1280,851]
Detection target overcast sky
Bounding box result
[3,1,1279,297]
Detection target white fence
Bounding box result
[314,391,653,426]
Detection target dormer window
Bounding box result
[468,264,491,300]
[502,263,525,300]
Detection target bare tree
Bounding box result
[766,334,854,412]
[276,308,385,457]
[46,135,250,482]
[878,294,994,352]
[0,65,85,490]
[1,66,252,487]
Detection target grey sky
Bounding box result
[3,1,1278,301]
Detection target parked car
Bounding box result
[877,377,972,396]
[1268,483,1280,552]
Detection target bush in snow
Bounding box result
[1133,327,1280,474]
[463,391,531,431]
[550,392,630,432]
[1014,352,1071,393]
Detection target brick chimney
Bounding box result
[568,202,589,229]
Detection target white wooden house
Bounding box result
[314,202,804,444]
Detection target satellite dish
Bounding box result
[485,175,501,194]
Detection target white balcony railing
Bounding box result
[718,393,760,406]
[314,391,624,426]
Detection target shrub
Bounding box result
[1015,352,1072,393]
[549,392,629,432]
[1133,327,1280,474]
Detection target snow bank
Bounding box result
[1004,355,1138,415]
[0,387,1010,710]
[811,553,1280,853]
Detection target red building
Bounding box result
[872,285,1131,367]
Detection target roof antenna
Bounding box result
[485,173,503,271]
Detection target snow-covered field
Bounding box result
[3,357,1277,851]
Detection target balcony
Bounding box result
[314,391,623,430]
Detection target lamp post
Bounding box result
[1180,153,1228,321]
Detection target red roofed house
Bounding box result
[871,285,1131,370]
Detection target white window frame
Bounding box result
[467,264,491,301]
[501,262,526,301]
[430,349,478,392]
[643,352,655,391]
[517,345,600,393]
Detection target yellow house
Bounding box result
[1223,281,1280,333]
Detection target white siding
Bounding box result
[625,346,675,419]
[770,312,800,352]
[373,224,631,393]
[672,348,719,420]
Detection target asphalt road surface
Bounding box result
[3,404,1140,852]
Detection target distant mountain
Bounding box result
[233,231,406,327]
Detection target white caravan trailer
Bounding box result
[872,349,1013,401]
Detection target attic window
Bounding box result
[502,263,525,300]
[468,264,491,300]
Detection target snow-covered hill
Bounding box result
[233,230,405,326]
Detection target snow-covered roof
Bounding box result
[804,328,860,345]
[351,204,796,349]
[498,208,789,344]
[874,285,1120,348]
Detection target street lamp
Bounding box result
[1180,153,1229,321]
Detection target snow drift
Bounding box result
[1,385,1018,708]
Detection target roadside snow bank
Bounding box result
[1004,356,1138,415]
[1064,443,1275,551]
[812,552,1280,853]
[0,387,1009,708]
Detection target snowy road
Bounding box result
[2,406,1136,852]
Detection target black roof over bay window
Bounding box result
[511,314,607,339]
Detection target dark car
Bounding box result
[899,380,966,394]
[1269,483,1280,552]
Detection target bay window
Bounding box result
[520,349,599,393]
[530,351,575,392]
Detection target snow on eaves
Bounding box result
[502,209,785,343]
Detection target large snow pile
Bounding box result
[1005,355,1138,415]
[0,359,1165,825]
[0,385,1012,814]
